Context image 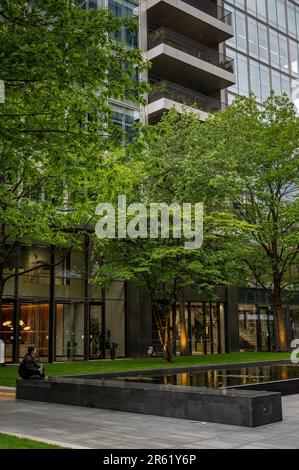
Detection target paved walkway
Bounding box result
[0,395,299,449]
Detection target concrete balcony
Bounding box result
[146,79,226,122]
[146,0,234,46]
[146,28,236,95]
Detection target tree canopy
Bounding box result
[0,0,147,315]
[92,111,252,360]
[196,93,299,351]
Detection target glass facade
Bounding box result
[239,304,275,352]
[170,302,226,356]
[109,0,139,48]
[291,307,299,339]
[224,0,299,103]
[55,303,85,361]
[0,243,125,363]
[111,102,140,142]
[81,0,140,140]
[108,0,140,140]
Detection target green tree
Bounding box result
[0,0,147,324]
[202,94,299,352]
[92,111,251,361]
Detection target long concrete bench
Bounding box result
[16,377,282,428]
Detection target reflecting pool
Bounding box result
[111,364,299,388]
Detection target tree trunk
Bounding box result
[178,288,188,356]
[272,271,289,352]
[273,304,289,352]
[152,306,172,363]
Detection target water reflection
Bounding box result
[112,365,299,388]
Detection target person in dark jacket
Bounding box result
[18,346,45,380]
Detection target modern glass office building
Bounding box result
[1,0,299,363]
[224,0,299,106]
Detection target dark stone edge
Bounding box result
[60,359,292,380]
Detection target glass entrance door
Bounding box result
[19,303,49,362]
[175,302,226,355]
[55,303,84,361]
[259,308,273,352]
[190,303,205,354]
[291,308,299,340]
[239,306,259,351]
[204,303,212,354]
[89,303,104,359]
[239,305,275,352]
[0,304,14,362]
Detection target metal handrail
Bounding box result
[180,0,233,26]
[148,27,234,73]
[149,79,227,114]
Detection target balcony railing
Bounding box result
[182,0,232,26]
[149,79,227,114]
[148,27,234,73]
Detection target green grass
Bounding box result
[0,433,66,449]
[0,352,290,387]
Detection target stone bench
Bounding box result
[16,377,282,428]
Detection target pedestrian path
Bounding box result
[0,395,299,448]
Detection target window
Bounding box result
[238,53,249,96]
[236,11,247,52]
[277,0,287,31]
[260,65,270,100]
[257,0,267,20]
[290,40,299,75]
[226,48,238,93]
[272,70,281,95]
[268,0,278,27]
[270,30,280,68]
[258,23,269,62]
[288,2,297,37]
[109,0,138,48]
[246,0,256,15]
[225,4,236,48]
[279,34,289,71]
[111,103,139,142]
[248,18,259,58]
[250,59,261,100]
[281,75,290,97]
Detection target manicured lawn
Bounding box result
[0,433,65,449]
[0,352,290,387]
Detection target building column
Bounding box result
[12,244,20,363]
[286,306,293,350]
[225,287,240,353]
[84,234,90,361]
[48,246,55,363]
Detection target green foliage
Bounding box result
[93,110,252,297]
[205,93,299,305]
[92,110,254,359]
[0,0,147,287]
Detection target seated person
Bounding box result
[18,346,46,380]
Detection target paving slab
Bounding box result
[0,396,298,449]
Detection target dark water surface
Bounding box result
[111,364,299,388]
